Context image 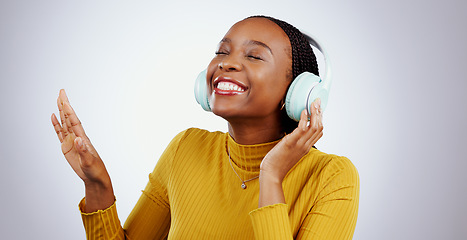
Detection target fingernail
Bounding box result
[77,138,83,148]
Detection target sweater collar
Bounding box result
[225,132,281,172]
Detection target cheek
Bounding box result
[207,57,218,71]
[275,61,293,98]
[250,75,289,109]
[206,59,217,76]
[255,67,290,97]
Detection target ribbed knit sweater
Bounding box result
[80,128,359,239]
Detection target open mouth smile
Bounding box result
[213,77,247,95]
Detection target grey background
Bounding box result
[1,0,466,239]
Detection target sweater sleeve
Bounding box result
[249,156,359,240]
[79,198,125,240]
[79,130,187,240]
[297,157,359,239]
[249,203,293,240]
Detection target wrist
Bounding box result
[84,177,112,190]
[258,170,286,207]
[83,178,114,213]
[259,170,283,185]
[84,178,113,201]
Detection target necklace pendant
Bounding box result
[241,183,247,189]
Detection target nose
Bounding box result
[218,55,242,72]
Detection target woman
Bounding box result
[52,16,359,239]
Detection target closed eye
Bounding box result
[247,55,262,60]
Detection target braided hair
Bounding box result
[247,16,320,133]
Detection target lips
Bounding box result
[213,77,247,95]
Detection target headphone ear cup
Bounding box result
[308,83,329,113]
[194,69,211,111]
[285,72,321,121]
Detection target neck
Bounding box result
[227,118,284,145]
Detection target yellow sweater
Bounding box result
[80,128,359,239]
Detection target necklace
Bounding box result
[228,147,259,189]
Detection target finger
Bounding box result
[57,93,63,111]
[64,109,74,135]
[287,125,309,149]
[301,108,318,146]
[288,110,309,143]
[62,101,74,135]
[315,98,323,131]
[309,99,321,131]
[305,99,323,146]
[59,89,70,104]
[317,107,323,131]
[59,89,86,137]
[51,113,64,142]
[289,104,320,146]
[63,101,86,138]
[318,98,323,124]
[315,98,322,126]
[57,92,70,132]
[298,109,308,130]
[306,131,323,148]
[310,100,318,129]
[59,101,69,137]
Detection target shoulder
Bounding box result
[152,128,225,172]
[174,127,225,144]
[301,149,359,185]
[166,128,225,153]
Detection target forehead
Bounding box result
[223,18,291,51]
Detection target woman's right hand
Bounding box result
[52,89,114,212]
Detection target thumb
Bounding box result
[74,137,86,153]
[74,137,94,166]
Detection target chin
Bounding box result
[211,105,236,119]
[210,104,247,123]
[209,96,238,116]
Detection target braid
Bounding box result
[247,16,319,133]
[246,16,319,79]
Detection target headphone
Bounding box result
[194,33,332,121]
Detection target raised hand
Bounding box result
[51,89,114,212]
[258,99,323,207]
[260,98,323,182]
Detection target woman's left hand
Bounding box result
[260,98,323,183]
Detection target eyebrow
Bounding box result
[220,38,273,55]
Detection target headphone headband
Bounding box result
[302,33,332,92]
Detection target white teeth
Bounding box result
[217,82,244,91]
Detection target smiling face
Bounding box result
[206,17,292,126]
